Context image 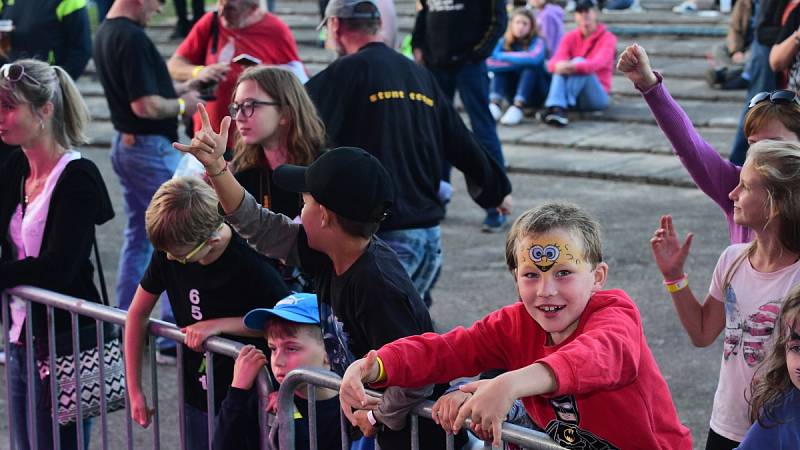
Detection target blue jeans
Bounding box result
[184,402,210,450]
[490,66,550,107]
[110,133,178,349]
[729,41,777,165]
[431,60,505,182]
[8,344,92,450]
[604,0,634,9]
[545,59,609,111]
[377,226,442,302]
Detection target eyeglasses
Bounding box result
[0,64,41,87]
[748,90,800,108]
[228,99,279,118]
[166,225,223,264]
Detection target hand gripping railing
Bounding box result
[2,286,273,450]
[276,367,565,450]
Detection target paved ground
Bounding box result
[0,0,747,448]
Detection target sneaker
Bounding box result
[489,102,503,122]
[672,0,697,13]
[500,105,524,126]
[544,107,569,127]
[156,347,177,365]
[482,210,508,233]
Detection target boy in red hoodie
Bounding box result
[339,203,692,449]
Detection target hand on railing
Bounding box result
[352,410,378,437]
[339,350,382,425]
[232,345,268,390]
[182,320,224,352]
[454,379,515,448]
[129,388,156,428]
[431,389,471,433]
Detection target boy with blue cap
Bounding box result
[214,293,344,450]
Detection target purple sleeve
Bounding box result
[537,6,564,58]
[639,74,750,244]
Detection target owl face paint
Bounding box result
[515,228,603,346]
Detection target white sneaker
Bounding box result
[489,102,502,121]
[672,0,697,13]
[500,105,524,126]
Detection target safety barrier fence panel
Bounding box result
[1,285,273,450]
[276,367,565,450]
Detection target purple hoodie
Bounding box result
[639,73,751,244]
[533,3,564,58]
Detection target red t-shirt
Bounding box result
[376,290,693,450]
[175,11,302,148]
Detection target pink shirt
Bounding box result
[8,151,80,343]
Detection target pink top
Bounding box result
[547,24,617,93]
[8,151,80,343]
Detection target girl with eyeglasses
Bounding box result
[651,140,800,450]
[230,66,324,291]
[617,43,800,246]
[0,59,114,450]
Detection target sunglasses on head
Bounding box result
[748,90,800,109]
[0,63,41,87]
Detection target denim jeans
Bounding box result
[545,58,609,111]
[604,0,634,9]
[729,41,777,165]
[377,226,443,302]
[8,344,92,450]
[110,133,178,349]
[431,61,505,182]
[184,402,210,450]
[490,66,550,107]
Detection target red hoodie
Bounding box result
[376,289,691,450]
[546,23,617,93]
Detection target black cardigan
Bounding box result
[1,149,114,353]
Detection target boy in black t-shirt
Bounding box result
[175,108,464,449]
[124,176,289,450]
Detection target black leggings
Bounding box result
[705,428,739,450]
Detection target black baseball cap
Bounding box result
[317,0,381,30]
[274,147,394,223]
[574,0,598,11]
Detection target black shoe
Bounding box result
[721,74,749,90]
[705,68,725,88]
[170,22,191,40]
[544,107,569,127]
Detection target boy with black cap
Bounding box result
[175,104,463,449]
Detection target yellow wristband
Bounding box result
[367,356,386,385]
[177,98,186,117]
[664,276,689,294]
[191,65,204,78]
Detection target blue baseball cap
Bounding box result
[243,293,320,331]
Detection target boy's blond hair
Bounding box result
[145,177,224,251]
[505,202,603,272]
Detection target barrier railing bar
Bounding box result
[149,334,161,450]
[71,312,86,450]
[177,344,187,450]
[410,413,419,450]
[445,431,454,450]
[25,300,38,450]
[2,294,16,450]
[278,368,566,450]
[47,306,61,450]
[5,286,275,450]
[307,384,318,450]
[256,369,271,450]
[96,318,108,450]
[206,351,217,447]
[339,410,350,450]
[122,325,134,450]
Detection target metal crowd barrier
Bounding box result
[276,367,565,450]
[1,285,273,450]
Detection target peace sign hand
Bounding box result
[173,103,230,171]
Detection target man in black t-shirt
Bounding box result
[177,119,466,449]
[124,177,289,450]
[93,0,202,348]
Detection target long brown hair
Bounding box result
[749,284,800,426]
[231,66,325,172]
[503,8,538,52]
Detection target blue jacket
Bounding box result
[738,388,800,449]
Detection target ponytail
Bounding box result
[52,65,89,148]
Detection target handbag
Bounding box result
[34,232,127,425]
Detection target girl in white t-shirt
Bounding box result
[650,140,800,450]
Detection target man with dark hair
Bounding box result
[306,0,512,311]
[411,0,508,230]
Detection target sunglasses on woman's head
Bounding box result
[0,63,41,87]
[748,90,800,109]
